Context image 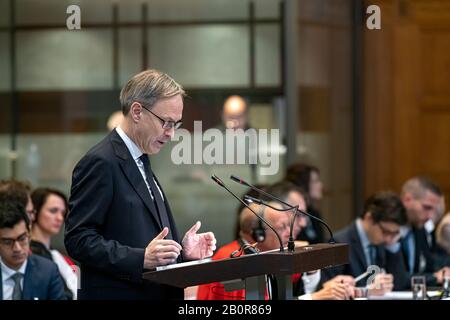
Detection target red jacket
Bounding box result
[197,240,301,300]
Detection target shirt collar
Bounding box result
[0,256,28,280]
[424,219,434,233]
[356,218,371,249]
[400,225,413,238]
[115,126,144,161]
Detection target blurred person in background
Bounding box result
[221,95,249,130]
[0,200,66,300]
[0,180,35,225]
[30,188,77,299]
[433,197,450,269]
[285,163,325,244]
[322,191,409,293]
[400,176,450,285]
[197,181,354,300]
[436,213,450,257]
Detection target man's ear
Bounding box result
[364,211,373,222]
[129,102,143,122]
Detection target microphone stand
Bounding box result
[211,175,285,252]
[231,175,336,248]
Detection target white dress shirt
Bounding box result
[1,257,27,300]
[297,271,322,300]
[115,126,164,201]
[356,219,375,267]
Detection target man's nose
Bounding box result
[12,241,23,252]
[164,127,175,139]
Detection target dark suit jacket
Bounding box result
[296,206,325,244]
[321,222,409,290]
[30,240,73,300]
[401,227,439,286]
[0,254,66,300]
[64,129,183,300]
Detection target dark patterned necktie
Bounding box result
[139,154,172,239]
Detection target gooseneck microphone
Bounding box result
[231,175,336,247]
[211,175,285,252]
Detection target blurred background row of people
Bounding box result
[1,163,449,300]
[0,180,76,300]
[195,166,450,300]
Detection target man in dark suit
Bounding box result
[0,201,66,300]
[400,176,450,286]
[322,191,409,292]
[64,70,216,300]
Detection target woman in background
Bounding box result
[285,163,325,244]
[30,187,77,299]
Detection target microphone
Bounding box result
[211,175,285,252]
[232,175,336,247]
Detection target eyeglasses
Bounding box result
[0,232,29,249]
[377,223,400,237]
[141,104,182,130]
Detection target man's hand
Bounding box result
[312,282,353,300]
[143,227,182,269]
[324,275,356,287]
[434,266,450,284]
[182,221,216,261]
[368,273,394,296]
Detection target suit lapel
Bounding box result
[376,245,386,267]
[22,256,35,300]
[109,130,163,230]
[153,174,180,243]
[349,223,369,272]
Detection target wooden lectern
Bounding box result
[143,243,349,300]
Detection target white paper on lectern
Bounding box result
[156,258,212,271]
[368,291,441,300]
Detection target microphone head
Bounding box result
[211,175,225,187]
[244,195,262,205]
[230,175,250,186]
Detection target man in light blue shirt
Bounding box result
[400,176,450,285]
[322,191,409,292]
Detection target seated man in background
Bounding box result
[400,176,450,285]
[0,180,35,224]
[197,182,354,300]
[0,201,66,300]
[425,193,450,270]
[434,212,450,268]
[322,191,409,292]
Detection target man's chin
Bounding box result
[150,142,166,154]
[10,257,27,267]
[148,146,161,155]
